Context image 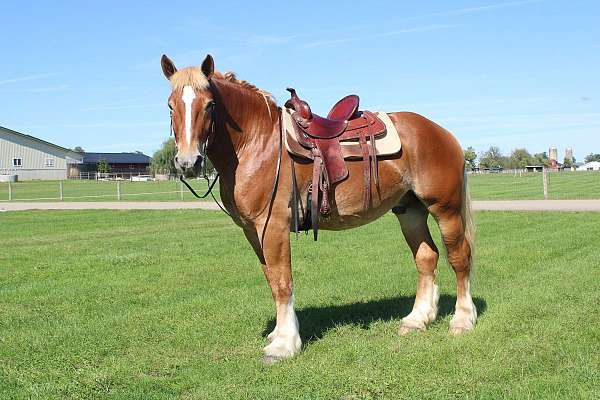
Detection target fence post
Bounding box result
[117,181,121,201]
[8,180,12,201]
[542,167,548,200]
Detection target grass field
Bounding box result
[1,210,598,399]
[468,171,600,200]
[1,171,599,202]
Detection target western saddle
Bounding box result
[284,88,386,240]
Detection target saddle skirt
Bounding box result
[283,108,402,163]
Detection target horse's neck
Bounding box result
[208,80,278,178]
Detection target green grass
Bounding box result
[0,210,598,399]
[1,171,600,202]
[0,179,220,202]
[469,170,600,200]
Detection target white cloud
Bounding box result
[0,73,55,85]
[427,0,544,18]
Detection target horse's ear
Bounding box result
[201,54,214,79]
[161,54,177,80]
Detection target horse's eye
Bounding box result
[205,101,215,111]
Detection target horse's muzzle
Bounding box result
[175,152,203,177]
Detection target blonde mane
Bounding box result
[214,71,274,101]
[169,67,275,107]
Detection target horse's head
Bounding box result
[161,54,215,177]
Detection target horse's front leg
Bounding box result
[243,223,301,363]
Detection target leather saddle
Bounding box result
[284,88,386,240]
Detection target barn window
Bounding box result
[12,158,22,167]
[44,158,55,167]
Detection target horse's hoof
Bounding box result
[263,335,301,361]
[449,325,473,336]
[398,322,425,336]
[449,307,476,335]
[262,355,283,365]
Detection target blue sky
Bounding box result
[0,0,598,161]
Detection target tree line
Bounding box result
[463,147,600,170]
[463,146,579,170]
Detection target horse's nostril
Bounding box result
[175,156,179,165]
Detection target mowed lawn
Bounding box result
[0,210,598,399]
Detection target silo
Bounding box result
[565,147,573,162]
[549,145,558,161]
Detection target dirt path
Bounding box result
[2,200,600,212]
[472,200,600,212]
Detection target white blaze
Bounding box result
[181,85,196,146]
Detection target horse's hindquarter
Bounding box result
[388,112,465,208]
[319,112,465,230]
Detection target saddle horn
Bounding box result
[285,87,312,120]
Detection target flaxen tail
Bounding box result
[462,170,476,268]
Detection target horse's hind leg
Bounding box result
[395,201,440,334]
[431,207,477,335]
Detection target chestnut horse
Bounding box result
[161,54,476,363]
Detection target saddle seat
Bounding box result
[284,88,387,240]
[285,89,360,139]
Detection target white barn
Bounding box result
[0,126,83,180]
[577,161,600,171]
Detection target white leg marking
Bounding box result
[181,85,196,146]
[400,282,440,334]
[263,292,301,362]
[450,279,477,335]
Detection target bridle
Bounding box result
[169,90,229,215]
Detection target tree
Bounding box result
[508,148,533,169]
[563,156,574,168]
[584,153,600,163]
[96,159,111,173]
[71,146,85,154]
[151,138,177,175]
[532,152,550,167]
[150,138,217,176]
[464,147,477,170]
[479,146,505,169]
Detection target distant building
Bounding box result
[549,145,558,161]
[577,161,600,171]
[565,147,573,163]
[0,125,83,180]
[76,152,152,175]
[525,165,544,172]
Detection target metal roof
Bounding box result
[82,152,152,164]
[0,125,83,159]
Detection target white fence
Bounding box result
[0,178,218,202]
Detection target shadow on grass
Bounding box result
[262,295,487,343]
